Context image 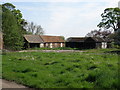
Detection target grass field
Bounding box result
[2,48,119,88]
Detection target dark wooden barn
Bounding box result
[84,37,106,49]
[66,37,86,49]
[66,37,111,49]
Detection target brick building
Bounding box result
[24,35,65,48]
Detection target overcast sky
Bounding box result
[2,0,119,39]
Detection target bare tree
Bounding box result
[24,21,44,35]
[85,29,112,39]
[35,25,44,35]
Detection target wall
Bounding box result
[44,42,65,48]
[101,42,107,49]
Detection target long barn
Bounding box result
[24,35,65,48]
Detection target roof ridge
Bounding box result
[39,35,44,42]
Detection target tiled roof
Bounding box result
[66,37,111,42]
[104,38,113,42]
[24,35,43,43]
[24,35,65,43]
[66,37,86,42]
[85,37,112,42]
[40,35,65,42]
[90,37,105,42]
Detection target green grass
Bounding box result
[2,49,119,88]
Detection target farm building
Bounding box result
[66,37,86,49]
[24,35,65,48]
[0,32,3,50]
[84,37,107,49]
[66,37,112,49]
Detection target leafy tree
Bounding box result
[24,21,44,35]
[97,8,120,32]
[2,9,24,50]
[98,7,120,46]
[2,3,44,50]
[2,3,15,12]
[2,3,25,50]
[2,10,23,50]
[2,3,27,29]
[0,5,2,32]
